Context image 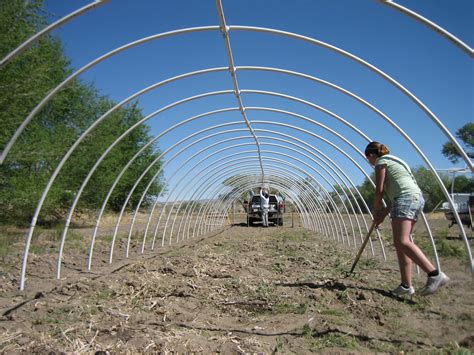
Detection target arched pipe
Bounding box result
[230,26,472,171]
[87,91,372,258]
[198,168,352,241]
[92,115,386,268]
[62,73,380,261]
[93,109,374,254]
[155,157,336,249]
[379,0,474,57]
[216,0,265,179]
[155,147,346,246]
[104,115,362,266]
[107,101,373,248]
[11,62,468,263]
[192,171,321,238]
[0,0,109,69]
[170,166,323,244]
[88,79,450,269]
[6,16,466,289]
[40,66,453,282]
[84,108,239,270]
[173,169,322,242]
[0,26,220,165]
[86,120,246,270]
[194,156,368,253]
[168,143,338,243]
[92,96,393,266]
[21,89,235,289]
[143,147,342,255]
[144,151,330,249]
[184,168,324,240]
[176,162,326,242]
[169,133,365,246]
[196,157,344,240]
[208,174,327,235]
[111,116,374,255]
[167,164,333,246]
[26,78,456,286]
[66,112,426,280]
[174,175,313,242]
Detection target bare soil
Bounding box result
[0,214,473,353]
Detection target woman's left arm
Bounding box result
[373,165,388,226]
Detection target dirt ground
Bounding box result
[0,213,473,353]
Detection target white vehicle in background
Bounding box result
[246,194,285,226]
[438,193,473,229]
[435,167,473,229]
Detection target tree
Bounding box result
[354,173,376,213]
[0,0,163,225]
[411,167,452,211]
[441,123,474,163]
[352,167,458,213]
[451,175,474,194]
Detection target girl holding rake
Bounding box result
[365,141,449,296]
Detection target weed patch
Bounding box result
[306,331,359,351]
[272,302,308,315]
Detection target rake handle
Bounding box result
[350,222,377,273]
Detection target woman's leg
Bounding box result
[392,218,436,282]
[395,243,412,287]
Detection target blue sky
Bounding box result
[41,0,473,201]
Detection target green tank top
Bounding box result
[375,154,421,202]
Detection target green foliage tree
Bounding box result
[353,167,470,214]
[411,167,451,211]
[352,173,375,214]
[441,123,474,163]
[331,177,373,215]
[0,0,163,226]
[450,175,474,194]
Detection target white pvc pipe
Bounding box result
[1,26,220,166]
[156,155,339,247]
[168,165,324,245]
[171,165,324,242]
[0,1,108,69]
[379,0,474,57]
[230,26,473,171]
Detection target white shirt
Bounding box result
[260,191,270,209]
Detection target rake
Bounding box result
[350,221,377,273]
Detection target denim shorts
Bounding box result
[390,193,425,221]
